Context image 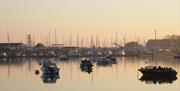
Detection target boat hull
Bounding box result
[139,69,177,77]
[139,75,177,84]
[174,55,180,59]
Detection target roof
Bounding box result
[63,46,79,49]
[0,43,23,46]
[146,39,180,49]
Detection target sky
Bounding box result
[0,0,179,46]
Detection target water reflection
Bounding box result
[96,61,110,67]
[80,67,93,74]
[0,58,26,65]
[139,75,177,84]
[0,57,180,91]
[96,63,113,67]
[37,59,60,84]
[41,74,60,84]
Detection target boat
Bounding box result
[174,51,180,59]
[40,59,60,75]
[88,56,101,63]
[174,55,180,59]
[80,59,93,73]
[96,58,109,66]
[59,55,69,60]
[106,56,117,63]
[68,52,80,58]
[139,75,177,84]
[138,66,177,77]
[97,56,117,65]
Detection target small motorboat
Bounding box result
[59,55,69,60]
[80,59,93,73]
[88,56,100,62]
[138,66,177,78]
[40,59,60,75]
[174,55,180,59]
[106,56,117,64]
[97,56,117,65]
[97,57,109,65]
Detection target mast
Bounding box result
[155,28,157,40]
[62,36,64,45]
[143,36,146,46]
[123,36,126,47]
[152,28,157,55]
[40,34,42,43]
[81,37,83,48]
[69,32,72,46]
[96,35,99,48]
[6,30,9,43]
[32,33,35,46]
[0,0,2,43]
[86,37,88,47]
[48,29,51,45]
[115,30,118,44]
[90,36,94,48]
[43,34,45,44]
[0,26,1,42]
[55,28,57,44]
[111,36,113,45]
[76,33,79,47]
[65,36,67,46]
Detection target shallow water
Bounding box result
[0,57,180,91]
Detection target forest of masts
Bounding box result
[34,30,148,48]
[0,29,148,48]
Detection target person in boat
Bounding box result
[81,59,93,67]
[41,59,60,74]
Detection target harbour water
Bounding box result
[0,57,180,91]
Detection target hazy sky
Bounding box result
[0,0,179,45]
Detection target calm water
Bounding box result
[0,57,180,91]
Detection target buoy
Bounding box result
[35,70,39,75]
